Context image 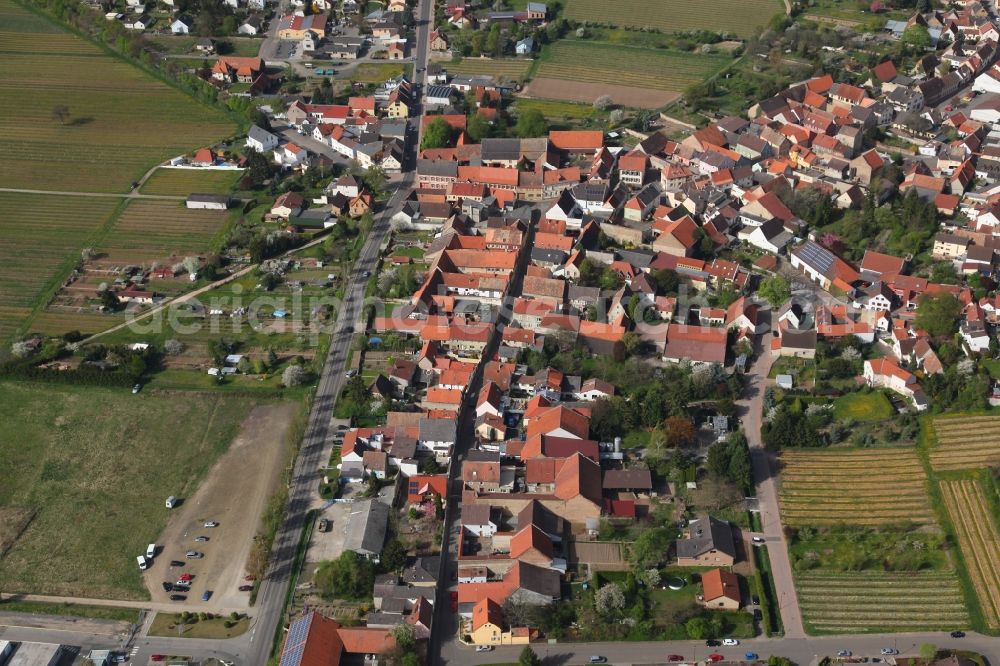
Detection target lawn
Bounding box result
[561,0,784,37]
[0,381,260,599]
[0,192,122,344]
[534,41,729,94]
[140,168,243,196]
[0,599,141,623]
[343,62,410,83]
[832,391,893,422]
[0,0,235,193]
[149,612,250,638]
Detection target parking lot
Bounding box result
[143,404,297,612]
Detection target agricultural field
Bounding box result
[530,42,729,108]
[561,0,784,37]
[0,0,235,193]
[0,192,121,344]
[796,571,969,633]
[779,448,934,526]
[98,199,233,262]
[0,381,259,599]
[940,479,1000,628]
[928,416,1000,471]
[140,168,243,197]
[446,57,532,80]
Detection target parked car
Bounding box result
[169,560,184,567]
[745,653,759,660]
[951,631,965,638]
[111,653,128,663]
[708,655,725,662]
[194,536,209,542]
[450,591,458,613]
[753,609,762,621]
[706,640,722,647]
[203,521,219,528]
[881,649,898,656]
[186,551,203,559]
[151,656,165,662]
[245,575,256,581]
[475,646,493,653]
[179,573,194,581]
[667,656,685,662]
[589,658,607,664]
[161,582,173,592]
[837,651,852,657]
[132,383,142,394]
[239,585,252,592]
[202,591,212,601]
[751,536,765,543]
[751,595,760,605]
[169,594,186,601]
[722,639,739,646]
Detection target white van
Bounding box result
[146,543,156,559]
[165,496,177,509]
[137,555,149,571]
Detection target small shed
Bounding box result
[186,193,230,210]
[776,374,794,390]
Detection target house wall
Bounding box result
[677,550,735,567]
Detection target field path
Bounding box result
[80,232,332,344]
[737,320,806,638]
[0,592,238,615]
[0,187,184,201]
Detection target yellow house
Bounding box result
[469,598,536,646]
[385,93,409,119]
[470,599,503,646]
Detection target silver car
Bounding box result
[185,551,203,559]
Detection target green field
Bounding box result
[562,0,784,36]
[343,62,410,83]
[140,168,243,197]
[0,0,235,193]
[98,199,233,262]
[535,41,729,93]
[797,571,969,633]
[832,391,893,422]
[0,192,121,344]
[446,57,532,80]
[0,381,259,599]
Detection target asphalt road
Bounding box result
[735,320,804,639]
[438,632,1000,666]
[242,173,413,666]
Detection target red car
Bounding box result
[179,573,193,581]
[151,656,165,662]
[244,575,256,582]
[668,657,685,662]
[709,655,725,662]
[449,591,458,613]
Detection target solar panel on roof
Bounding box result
[798,241,834,274]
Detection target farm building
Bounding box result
[186,193,230,210]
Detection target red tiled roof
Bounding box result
[548,130,603,151]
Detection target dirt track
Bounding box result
[144,403,296,612]
[524,78,680,109]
